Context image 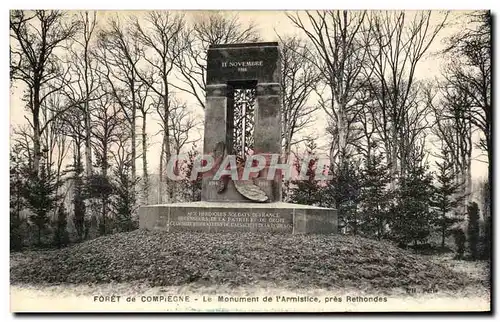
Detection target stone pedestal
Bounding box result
[139,202,337,234]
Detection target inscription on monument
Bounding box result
[208,180,271,186]
[221,61,264,72]
[159,208,294,233]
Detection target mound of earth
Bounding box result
[10,230,473,291]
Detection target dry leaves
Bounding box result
[10,230,475,291]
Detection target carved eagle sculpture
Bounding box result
[213,141,268,202]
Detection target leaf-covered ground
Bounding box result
[10,230,481,292]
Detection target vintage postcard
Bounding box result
[9,9,491,313]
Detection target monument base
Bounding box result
[139,202,337,234]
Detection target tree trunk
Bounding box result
[158,133,165,204]
[441,211,446,249]
[84,113,95,231]
[390,128,398,190]
[466,165,472,209]
[337,103,348,168]
[163,88,172,203]
[131,87,137,184]
[164,128,172,202]
[101,142,108,235]
[457,171,466,217]
[487,141,492,218]
[84,103,92,178]
[32,87,41,174]
[142,111,149,204]
[84,30,93,178]
[377,205,384,240]
[282,136,292,200]
[84,47,92,179]
[131,124,136,182]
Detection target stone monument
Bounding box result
[139,42,337,234]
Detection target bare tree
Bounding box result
[10,10,80,174]
[288,10,371,171]
[170,103,199,156]
[135,83,152,204]
[443,11,491,195]
[174,11,260,110]
[169,101,200,202]
[12,125,35,170]
[40,92,71,207]
[426,81,473,211]
[349,84,378,160]
[59,103,86,176]
[277,34,320,157]
[91,92,122,180]
[110,122,139,232]
[132,11,186,203]
[363,11,448,181]
[64,11,100,178]
[89,90,123,234]
[152,94,197,203]
[96,15,144,186]
[398,81,432,171]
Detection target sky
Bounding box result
[9,10,489,181]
